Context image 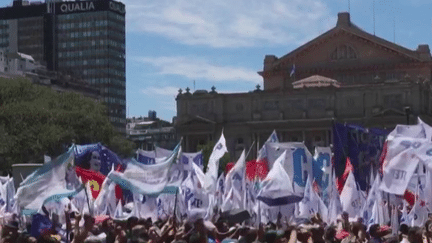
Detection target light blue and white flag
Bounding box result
[108,143,181,195]
[156,146,203,177]
[15,145,84,214]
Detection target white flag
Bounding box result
[265,142,313,194]
[380,150,420,195]
[202,133,227,193]
[224,150,246,210]
[361,174,381,223]
[94,178,117,216]
[407,197,428,227]
[391,207,399,236]
[327,172,343,224]
[257,151,302,206]
[298,177,319,219]
[340,172,363,218]
[257,130,279,161]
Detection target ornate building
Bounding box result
[175,12,432,159]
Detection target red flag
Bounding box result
[225,162,235,174]
[337,157,353,194]
[75,167,105,199]
[245,160,269,181]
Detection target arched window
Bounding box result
[330,45,357,60]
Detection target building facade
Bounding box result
[0,0,126,132]
[127,112,178,151]
[175,13,432,159]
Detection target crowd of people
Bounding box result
[1,209,432,243]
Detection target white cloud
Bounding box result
[123,0,333,47]
[141,86,180,96]
[135,56,262,84]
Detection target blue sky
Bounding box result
[1,0,431,122]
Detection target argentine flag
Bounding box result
[15,145,84,215]
[108,142,182,195]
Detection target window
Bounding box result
[330,44,357,60]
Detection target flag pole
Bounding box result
[173,187,178,225]
[246,141,256,159]
[83,181,93,216]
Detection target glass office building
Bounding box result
[0,0,126,133]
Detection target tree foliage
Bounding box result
[197,141,231,175]
[0,77,134,171]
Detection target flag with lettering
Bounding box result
[407,196,428,227]
[298,177,319,219]
[265,142,313,194]
[199,133,227,193]
[136,149,156,165]
[156,146,203,180]
[379,140,421,195]
[333,123,388,191]
[224,150,246,210]
[107,142,181,195]
[361,173,381,223]
[340,171,363,218]
[313,147,332,202]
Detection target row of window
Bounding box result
[58,39,125,49]
[0,29,8,34]
[58,48,108,58]
[108,12,125,22]
[109,117,126,124]
[105,97,126,105]
[84,77,125,86]
[58,11,108,21]
[62,30,107,39]
[105,87,126,96]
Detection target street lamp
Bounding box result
[404,106,411,125]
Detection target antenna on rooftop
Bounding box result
[373,0,376,35]
[393,16,396,43]
[348,0,350,13]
